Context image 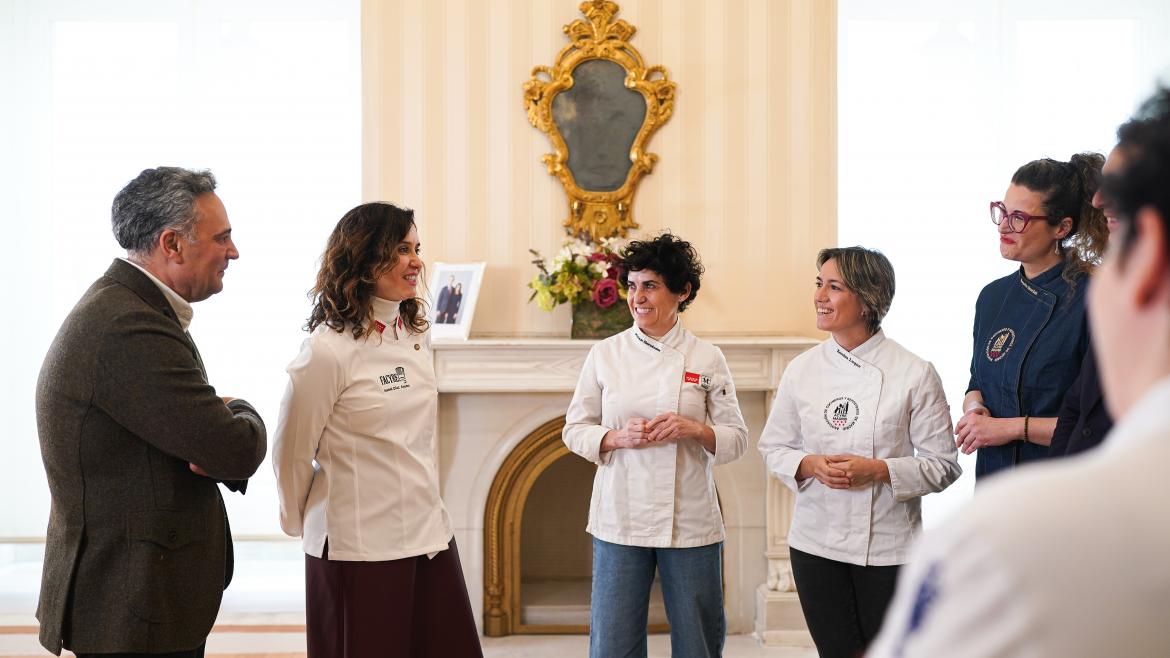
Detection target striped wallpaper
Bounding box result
[362,0,837,337]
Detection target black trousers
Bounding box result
[305,538,483,658]
[789,547,900,658]
[75,646,204,658]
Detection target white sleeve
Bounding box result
[757,367,811,493]
[563,347,610,465]
[707,347,748,466]
[868,515,1034,658]
[884,362,963,502]
[271,336,345,537]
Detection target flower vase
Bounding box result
[571,301,633,339]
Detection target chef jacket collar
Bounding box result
[1102,375,1170,453]
[827,329,885,369]
[371,296,403,336]
[1018,261,1066,291]
[633,317,685,353]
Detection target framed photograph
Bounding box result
[427,262,486,340]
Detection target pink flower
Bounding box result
[588,252,609,262]
[592,277,619,309]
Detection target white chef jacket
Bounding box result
[868,376,1170,658]
[272,297,453,561]
[758,331,960,566]
[563,321,748,548]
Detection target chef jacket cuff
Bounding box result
[773,449,812,493]
[710,425,742,466]
[582,425,612,465]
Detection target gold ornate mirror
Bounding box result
[524,0,676,242]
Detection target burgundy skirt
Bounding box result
[305,538,483,658]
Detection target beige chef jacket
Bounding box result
[272,298,453,561]
[758,331,961,566]
[869,377,1170,658]
[563,321,748,548]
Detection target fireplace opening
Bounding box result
[483,417,668,636]
[518,452,669,628]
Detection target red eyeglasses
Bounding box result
[990,201,1048,234]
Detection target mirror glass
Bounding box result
[552,58,647,192]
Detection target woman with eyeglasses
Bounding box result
[956,153,1107,480]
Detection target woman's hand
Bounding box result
[796,455,852,489]
[826,455,890,487]
[954,410,1016,454]
[645,412,707,443]
[600,417,651,453]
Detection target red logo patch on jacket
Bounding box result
[684,371,700,384]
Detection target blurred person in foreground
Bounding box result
[869,86,1170,658]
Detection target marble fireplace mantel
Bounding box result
[432,335,819,393]
[431,335,819,647]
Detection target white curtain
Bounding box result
[838,0,1170,524]
[0,0,360,539]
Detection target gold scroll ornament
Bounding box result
[523,0,676,243]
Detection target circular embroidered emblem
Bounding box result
[985,328,1016,362]
[823,397,860,431]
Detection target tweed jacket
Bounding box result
[35,259,267,655]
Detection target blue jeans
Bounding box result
[590,537,725,658]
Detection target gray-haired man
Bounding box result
[36,167,267,657]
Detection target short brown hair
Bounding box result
[816,246,895,335]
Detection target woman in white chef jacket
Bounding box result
[272,203,482,658]
[564,233,748,658]
[758,247,961,658]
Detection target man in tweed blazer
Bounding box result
[35,167,267,657]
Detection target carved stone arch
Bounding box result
[482,417,574,636]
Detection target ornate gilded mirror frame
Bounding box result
[524,0,676,242]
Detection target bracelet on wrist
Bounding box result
[1022,415,1030,444]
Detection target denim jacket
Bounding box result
[967,263,1089,479]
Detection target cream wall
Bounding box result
[361,0,836,336]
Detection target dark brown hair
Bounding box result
[307,202,429,339]
[1011,152,1107,288]
[619,232,704,312]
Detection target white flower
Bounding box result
[590,261,609,277]
[574,254,588,267]
[600,236,630,254]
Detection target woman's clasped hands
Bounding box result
[601,413,710,451]
[797,454,890,489]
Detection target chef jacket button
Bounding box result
[414,344,420,351]
[1082,428,1093,437]
[167,531,178,543]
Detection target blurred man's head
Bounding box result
[112,167,239,303]
[1089,87,1170,418]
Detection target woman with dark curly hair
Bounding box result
[956,153,1107,479]
[271,202,481,658]
[563,232,748,658]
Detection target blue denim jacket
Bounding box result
[967,263,1089,479]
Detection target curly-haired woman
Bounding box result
[956,153,1107,479]
[272,202,481,658]
[563,232,748,658]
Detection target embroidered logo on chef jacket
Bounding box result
[823,396,859,430]
[895,562,942,656]
[379,367,411,392]
[985,328,1016,362]
[684,371,713,391]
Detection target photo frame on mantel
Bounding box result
[427,262,485,341]
[523,0,676,243]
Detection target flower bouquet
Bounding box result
[528,237,634,338]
